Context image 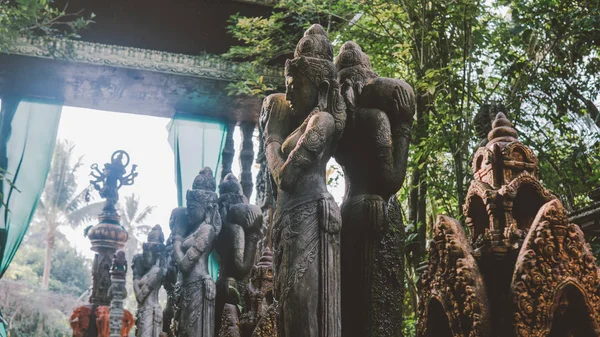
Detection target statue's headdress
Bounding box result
[218,173,248,220]
[193,167,217,191]
[284,24,346,144]
[285,24,336,88]
[143,225,166,252]
[334,41,373,71]
[187,167,221,234]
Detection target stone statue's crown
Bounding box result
[192,167,217,191]
[146,225,165,245]
[334,41,372,71]
[219,173,244,195]
[487,112,518,145]
[294,24,333,61]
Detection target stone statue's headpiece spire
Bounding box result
[334,41,372,71]
[192,167,217,192]
[294,24,333,61]
[487,112,518,145]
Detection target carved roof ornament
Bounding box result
[418,110,600,336]
[7,37,283,83]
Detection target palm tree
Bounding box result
[36,140,103,290]
[118,193,155,261]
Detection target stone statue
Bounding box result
[215,173,263,333]
[172,167,221,337]
[133,225,167,337]
[333,41,415,337]
[163,207,186,337]
[263,24,345,337]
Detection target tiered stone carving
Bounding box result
[132,225,167,337]
[215,173,262,333]
[172,167,221,337]
[333,41,414,337]
[263,24,345,337]
[417,111,600,337]
[109,251,130,337]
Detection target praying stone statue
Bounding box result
[215,173,263,333]
[172,167,221,337]
[334,41,415,337]
[263,24,345,337]
[132,225,167,337]
[163,207,187,337]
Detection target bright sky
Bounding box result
[56,107,344,259]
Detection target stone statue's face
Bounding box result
[286,73,318,116]
[187,202,206,225]
[143,249,154,267]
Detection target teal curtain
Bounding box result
[167,114,227,281]
[0,99,62,336]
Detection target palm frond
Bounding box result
[65,201,104,228]
[133,205,155,224]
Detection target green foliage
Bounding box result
[0,279,78,337]
[6,231,92,296]
[0,0,94,53]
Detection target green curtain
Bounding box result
[167,114,227,281]
[0,99,62,336]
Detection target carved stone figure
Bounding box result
[240,248,275,337]
[163,207,187,337]
[418,112,600,337]
[133,225,167,337]
[333,41,414,337]
[215,173,263,333]
[172,167,221,337]
[263,24,345,337]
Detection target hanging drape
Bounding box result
[167,114,227,281]
[0,98,62,336]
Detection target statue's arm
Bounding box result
[174,224,215,273]
[279,111,335,191]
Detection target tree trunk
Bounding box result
[409,93,429,261]
[41,223,56,290]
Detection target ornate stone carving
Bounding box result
[8,37,283,83]
[263,24,345,337]
[512,199,600,336]
[87,150,137,305]
[333,41,414,337]
[418,111,600,337]
[172,167,221,337]
[109,250,129,337]
[240,248,275,337]
[417,215,490,337]
[215,173,262,333]
[133,225,167,337]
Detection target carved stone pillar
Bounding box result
[239,121,255,200]
[109,251,128,337]
[221,122,236,183]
